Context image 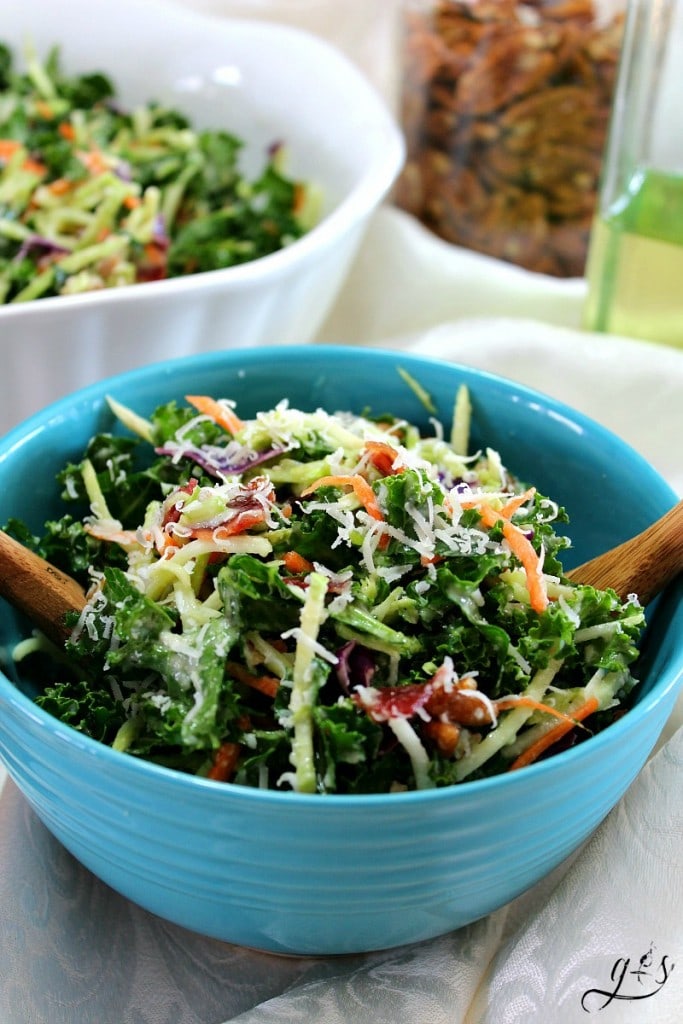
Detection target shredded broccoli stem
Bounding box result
[246,633,292,679]
[112,717,141,753]
[81,458,115,523]
[288,571,328,793]
[106,396,156,444]
[454,657,564,781]
[451,384,472,455]
[397,367,438,415]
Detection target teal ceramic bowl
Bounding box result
[0,346,681,955]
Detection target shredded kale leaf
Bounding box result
[35,679,125,743]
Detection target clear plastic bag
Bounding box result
[394,1,625,277]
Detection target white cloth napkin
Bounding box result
[1,204,682,1024]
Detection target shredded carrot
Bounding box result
[348,475,384,523]
[154,531,182,556]
[301,473,389,549]
[0,140,47,176]
[26,157,46,175]
[301,474,384,522]
[500,519,548,613]
[282,550,314,574]
[58,121,75,140]
[185,395,244,436]
[508,696,599,771]
[420,554,443,566]
[206,741,240,782]
[363,440,404,477]
[47,177,73,196]
[495,695,587,727]
[461,489,548,613]
[78,148,108,175]
[0,138,22,160]
[499,487,536,519]
[227,662,280,699]
[191,508,265,541]
[35,100,54,120]
[142,241,165,264]
[83,522,139,548]
[461,487,535,521]
[123,194,141,209]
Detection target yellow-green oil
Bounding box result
[583,169,683,348]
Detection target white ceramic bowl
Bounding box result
[0,0,404,434]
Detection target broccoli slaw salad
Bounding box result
[0,41,316,303]
[6,379,645,794]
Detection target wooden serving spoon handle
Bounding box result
[566,499,683,604]
[0,529,86,646]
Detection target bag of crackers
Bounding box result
[393,0,625,277]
